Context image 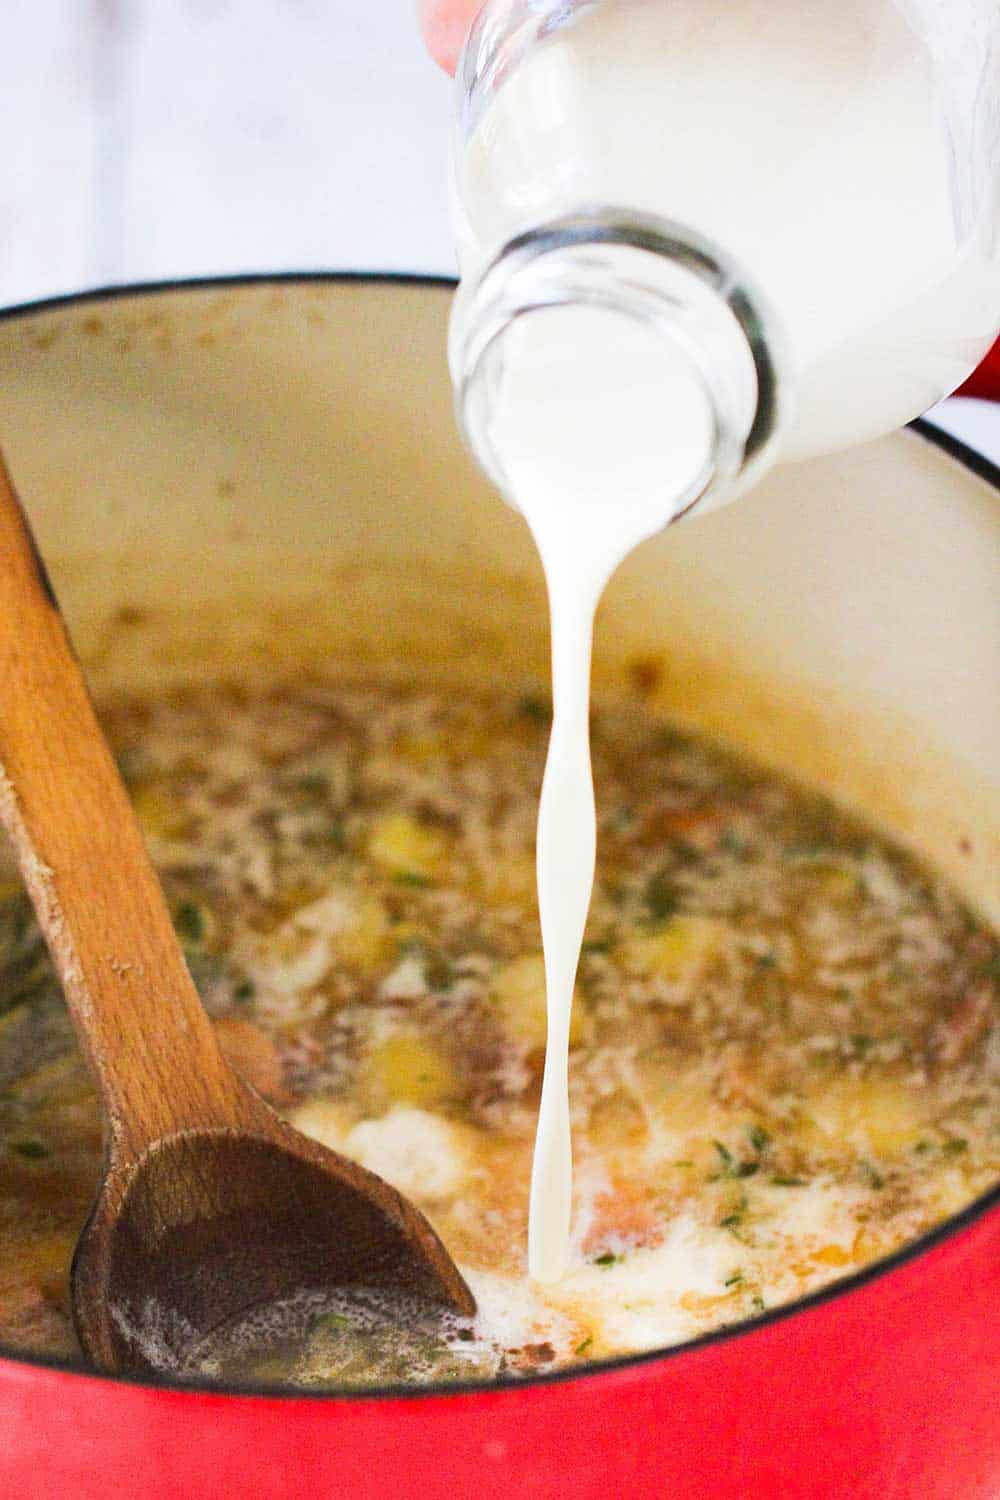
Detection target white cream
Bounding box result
[457,0,999,460]
[486,304,716,1280]
[344,1106,470,1202]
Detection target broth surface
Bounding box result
[0,677,997,1384]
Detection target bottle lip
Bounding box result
[450,210,787,519]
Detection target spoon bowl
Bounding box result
[74,1122,473,1375]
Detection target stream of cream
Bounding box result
[489,304,717,1281]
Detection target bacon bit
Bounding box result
[213,1015,290,1104]
[581,1180,662,1255]
[114,604,146,628]
[639,803,726,852]
[628,656,663,696]
[929,978,996,1067]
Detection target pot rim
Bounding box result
[0,270,997,1405]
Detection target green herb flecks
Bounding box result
[720,829,749,860]
[713,1139,760,1180]
[645,870,680,923]
[717,1187,751,1241]
[173,899,209,947]
[519,695,551,725]
[0,893,50,1016]
[977,954,1000,983]
[312,1312,351,1334]
[11,1137,48,1159]
[291,773,330,799]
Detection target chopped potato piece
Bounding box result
[618,915,728,984]
[368,813,445,882]
[805,1077,924,1156]
[268,889,390,976]
[587,1089,649,1151]
[491,953,585,1050]
[811,1244,852,1268]
[331,896,390,970]
[288,1097,353,1153]
[362,1033,455,1109]
[643,1073,731,1157]
[250,922,333,998]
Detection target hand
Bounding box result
[419,0,486,74]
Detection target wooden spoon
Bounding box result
[0,454,475,1376]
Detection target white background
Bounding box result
[1,0,996,460]
[2,0,454,301]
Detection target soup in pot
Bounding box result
[0,675,997,1385]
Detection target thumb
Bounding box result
[419,0,487,75]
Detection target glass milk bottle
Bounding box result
[448,0,1000,525]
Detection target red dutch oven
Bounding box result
[960,335,1000,401]
[0,278,997,1499]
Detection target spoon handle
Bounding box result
[0,454,252,1151]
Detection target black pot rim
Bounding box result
[0,270,997,1406]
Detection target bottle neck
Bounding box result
[449,211,786,524]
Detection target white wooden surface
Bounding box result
[1,2,995,458]
[1,0,455,305]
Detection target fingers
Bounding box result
[418,0,486,75]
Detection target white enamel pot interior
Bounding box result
[0,277,997,1500]
[1,278,996,917]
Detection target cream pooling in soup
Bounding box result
[490,304,720,1281]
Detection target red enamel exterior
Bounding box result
[0,287,997,1499]
[2,1204,998,1500]
[960,334,1000,401]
